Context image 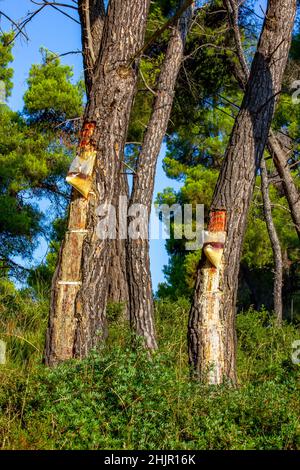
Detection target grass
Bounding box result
[0,287,299,450]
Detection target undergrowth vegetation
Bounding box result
[0,291,299,450]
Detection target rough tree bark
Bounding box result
[80,0,129,313]
[225,0,300,242]
[126,1,193,350]
[188,0,296,384]
[45,0,105,366]
[260,157,283,324]
[46,0,150,365]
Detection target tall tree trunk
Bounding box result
[46,0,150,365]
[45,0,106,366]
[126,1,193,350]
[79,0,105,96]
[260,157,283,324]
[225,0,300,242]
[188,0,296,384]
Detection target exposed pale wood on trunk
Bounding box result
[126,1,193,350]
[260,156,283,324]
[188,0,296,384]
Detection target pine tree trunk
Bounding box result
[78,0,105,96]
[79,0,129,314]
[225,0,300,244]
[126,2,193,350]
[260,156,283,324]
[188,0,296,384]
[46,0,150,365]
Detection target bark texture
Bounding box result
[260,156,283,324]
[46,0,150,365]
[79,0,129,311]
[78,0,105,96]
[126,1,193,350]
[225,0,285,323]
[188,0,296,384]
[107,172,129,316]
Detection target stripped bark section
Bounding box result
[46,194,88,364]
[193,211,226,383]
[188,0,297,384]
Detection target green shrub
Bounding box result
[0,298,299,450]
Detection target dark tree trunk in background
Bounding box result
[188,0,296,384]
[126,1,193,350]
[46,0,150,365]
[260,157,283,324]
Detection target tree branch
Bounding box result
[78,0,105,96]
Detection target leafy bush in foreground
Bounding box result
[0,300,299,450]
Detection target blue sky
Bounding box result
[0,0,181,290]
